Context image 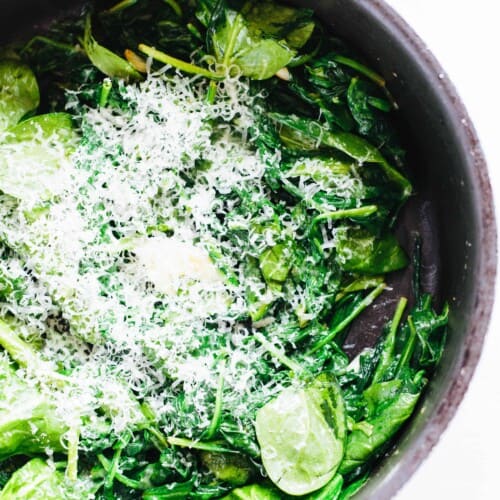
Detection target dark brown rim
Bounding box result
[355,1,497,498]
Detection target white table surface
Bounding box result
[383,1,500,499]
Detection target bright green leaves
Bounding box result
[0,113,77,203]
[201,451,254,486]
[0,356,68,460]
[269,113,412,198]
[259,244,291,286]
[208,0,314,79]
[255,375,346,495]
[334,227,408,274]
[223,483,281,499]
[0,59,40,132]
[211,8,292,80]
[0,458,66,499]
[339,389,419,474]
[337,296,448,475]
[83,16,141,81]
[141,0,314,81]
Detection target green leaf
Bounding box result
[0,356,68,461]
[259,244,291,285]
[0,59,40,132]
[334,227,408,274]
[255,374,346,496]
[209,1,314,80]
[143,478,196,500]
[0,459,66,499]
[339,390,420,474]
[200,451,254,486]
[243,1,315,50]
[0,113,77,202]
[307,474,343,500]
[269,113,412,197]
[223,483,281,500]
[83,16,141,81]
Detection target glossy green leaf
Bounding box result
[223,483,281,500]
[269,113,412,197]
[83,16,141,81]
[255,374,346,495]
[244,1,315,50]
[339,390,420,474]
[209,0,314,80]
[0,113,77,202]
[307,474,343,500]
[201,451,253,486]
[259,244,291,284]
[0,59,40,132]
[143,478,196,499]
[334,227,408,274]
[0,459,66,499]
[0,356,68,460]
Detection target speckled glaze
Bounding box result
[0,0,497,498]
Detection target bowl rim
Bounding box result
[353,0,497,497]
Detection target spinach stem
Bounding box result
[105,0,138,14]
[372,297,407,384]
[332,55,386,87]
[253,331,303,373]
[138,44,222,80]
[205,362,226,439]
[309,283,386,353]
[99,79,112,108]
[98,454,144,490]
[104,434,131,495]
[22,36,77,54]
[66,423,80,481]
[313,205,377,226]
[206,81,218,104]
[167,436,237,454]
[162,0,182,17]
[395,315,417,377]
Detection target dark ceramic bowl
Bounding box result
[0,0,496,498]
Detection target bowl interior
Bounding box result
[0,0,496,498]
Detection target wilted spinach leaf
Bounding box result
[0,113,77,202]
[83,15,141,81]
[0,59,39,132]
[334,227,408,274]
[255,374,346,495]
[207,0,314,79]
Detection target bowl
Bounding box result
[0,0,496,498]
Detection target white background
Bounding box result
[384,1,500,499]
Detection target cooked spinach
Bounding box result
[0,0,448,498]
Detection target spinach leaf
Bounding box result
[334,227,408,274]
[339,389,419,474]
[0,354,68,461]
[0,458,67,499]
[0,113,77,202]
[306,474,343,500]
[269,113,412,198]
[143,478,196,499]
[223,483,281,499]
[207,0,314,79]
[255,374,346,495]
[259,244,292,286]
[0,59,39,133]
[83,16,141,81]
[200,451,254,486]
[347,77,404,165]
